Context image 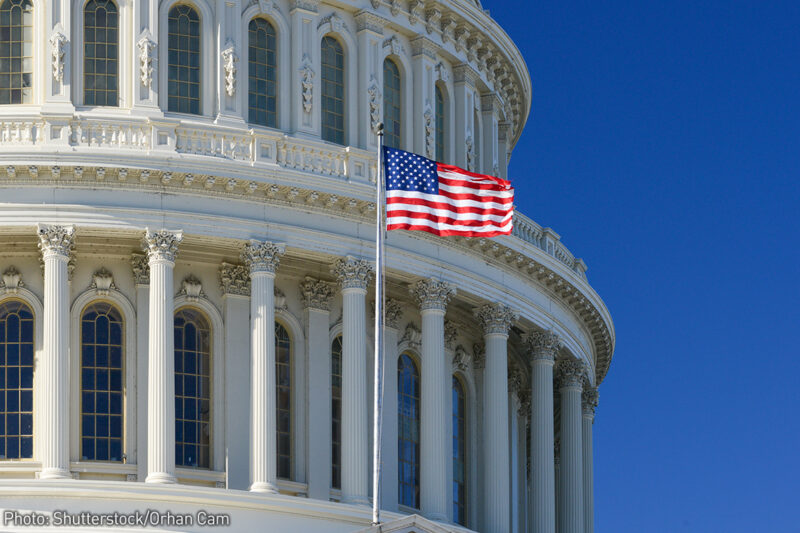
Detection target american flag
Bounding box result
[383,147,515,237]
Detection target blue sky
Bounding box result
[492,1,800,531]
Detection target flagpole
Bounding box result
[372,122,386,526]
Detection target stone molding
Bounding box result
[474,303,517,336]
[142,229,182,263]
[241,240,285,274]
[331,256,374,290]
[411,278,455,312]
[219,262,250,296]
[299,276,335,311]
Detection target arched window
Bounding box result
[167,4,201,114]
[0,300,33,459]
[0,0,33,104]
[276,321,291,479]
[248,17,277,127]
[435,84,446,163]
[320,36,345,145]
[452,375,467,525]
[80,302,124,462]
[383,58,402,149]
[174,307,211,468]
[331,335,342,489]
[83,0,119,106]
[398,353,420,508]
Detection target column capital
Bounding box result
[555,357,586,389]
[299,276,335,311]
[220,262,251,297]
[410,35,437,59]
[37,224,74,258]
[332,256,374,290]
[131,253,149,286]
[143,228,183,263]
[474,302,517,336]
[290,0,318,14]
[385,298,404,329]
[242,240,285,274]
[582,387,599,417]
[523,330,563,362]
[354,10,386,34]
[411,278,455,312]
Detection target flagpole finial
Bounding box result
[375,121,384,136]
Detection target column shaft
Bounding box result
[341,286,368,503]
[380,320,400,512]
[558,360,585,533]
[38,224,73,480]
[420,307,448,520]
[582,388,598,533]
[483,333,510,532]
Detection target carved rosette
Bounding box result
[241,240,285,274]
[299,276,335,311]
[453,345,470,371]
[582,387,599,417]
[474,303,517,336]
[131,253,149,285]
[472,342,485,369]
[90,268,115,296]
[219,262,250,296]
[555,357,586,388]
[385,298,403,329]
[142,229,183,263]
[331,256,374,291]
[523,330,562,362]
[37,224,75,259]
[411,278,455,312]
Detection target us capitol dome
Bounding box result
[0,0,614,531]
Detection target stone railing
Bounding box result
[510,212,587,279]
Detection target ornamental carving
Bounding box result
[383,35,405,57]
[0,266,23,294]
[368,75,382,133]
[50,28,66,83]
[274,287,288,309]
[453,345,470,371]
[389,0,399,17]
[435,62,449,83]
[37,224,75,258]
[523,331,562,361]
[582,387,599,417]
[472,342,485,369]
[440,16,457,44]
[143,229,182,263]
[518,391,531,419]
[90,268,116,296]
[137,34,156,87]
[465,135,475,171]
[221,43,238,97]
[555,357,586,388]
[425,8,441,35]
[299,276,335,311]
[508,363,524,394]
[401,322,421,349]
[178,275,205,302]
[318,12,350,36]
[241,240,285,274]
[411,278,455,312]
[370,0,380,9]
[131,253,149,285]
[299,54,314,114]
[474,303,517,336]
[332,256,374,290]
[408,0,423,25]
[219,262,250,296]
[423,103,434,158]
[444,320,458,350]
[385,298,403,329]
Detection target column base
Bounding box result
[39,468,72,480]
[145,472,177,484]
[249,481,279,494]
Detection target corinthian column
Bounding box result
[556,358,586,533]
[242,241,285,493]
[475,303,518,533]
[412,279,455,521]
[143,229,182,484]
[37,224,74,480]
[525,331,561,533]
[332,256,374,505]
[582,387,598,533]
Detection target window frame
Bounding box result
[80,0,120,107]
[0,0,34,105]
[382,57,402,150]
[246,15,278,129]
[0,297,35,460]
[320,34,346,146]
[275,319,293,481]
[397,351,421,510]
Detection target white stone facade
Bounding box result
[0,1,615,532]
